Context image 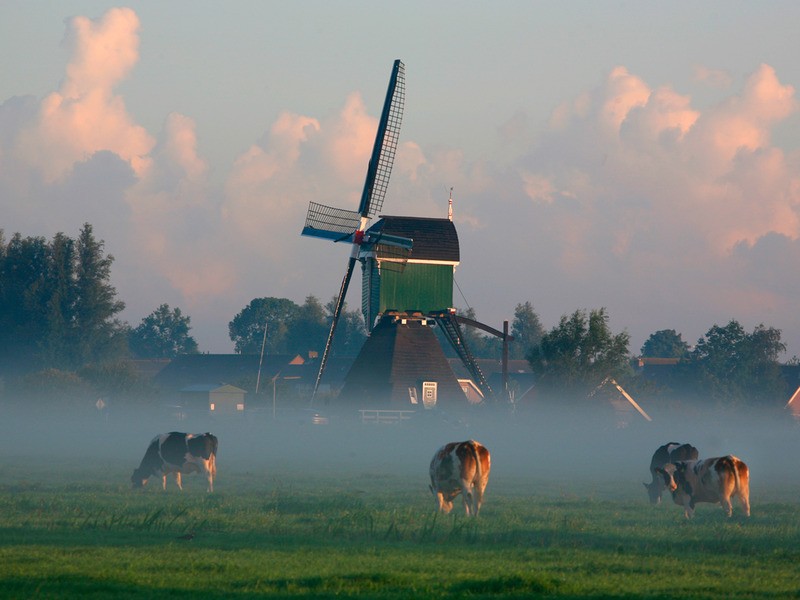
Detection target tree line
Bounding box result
[1,225,794,409]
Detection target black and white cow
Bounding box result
[644,442,699,505]
[131,432,218,492]
[656,455,750,518]
[429,440,491,516]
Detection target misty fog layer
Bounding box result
[3,400,798,504]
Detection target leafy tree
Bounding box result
[0,225,124,372]
[129,304,199,358]
[287,295,328,356]
[10,368,95,409]
[510,301,545,359]
[71,223,127,367]
[640,329,690,358]
[324,297,367,356]
[688,320,786,406]
[229,297,299,354]
[40,233,77,366]
[527,308,631,400]
[79,361,158,405]
[0,233,51,371]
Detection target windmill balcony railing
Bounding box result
[359,409,416,424]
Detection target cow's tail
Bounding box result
[729,455,745,493]
[467,440,482,483]
[468,440,483,510]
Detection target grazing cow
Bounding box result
[644,442,699,505]
[429,440,491,516]
[131,432,218,492]
[655,455,750,518]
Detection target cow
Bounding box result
[644,442,699,505]
[655,455,750,519]
[429,440,491,517]
[131,432,218,492]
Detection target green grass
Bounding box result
[1,460,799,599]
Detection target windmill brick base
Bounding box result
[336,312,467,408]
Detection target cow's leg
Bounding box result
[737,489,750,517]
[683,498,694,519]
[209,455,216,492]
[461,480,475,516]
[473,482,486,516]
[175,472,183,491]
[162,474,168,490]
[205,460,214,493]
[720,494,733,517]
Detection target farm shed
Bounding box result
[180,384,247,413]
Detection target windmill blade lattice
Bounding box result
[358,60,405,219]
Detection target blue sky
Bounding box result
[2,2,800,357]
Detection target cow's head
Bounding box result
[643,480,663,505]
[654,464,678,494]
[131,468,149,489]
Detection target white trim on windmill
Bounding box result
[785,385,800,418]
[589,376,653,422]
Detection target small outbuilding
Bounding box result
[180,383,247,414]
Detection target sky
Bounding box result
[2,1,800,358]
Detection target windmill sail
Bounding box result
[303,60,409,400]
[358,60,405,218]
[302,203,361,241]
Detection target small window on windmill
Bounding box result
[422,381,438,408]
[408,387,419,404]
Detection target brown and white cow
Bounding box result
[429,440,491,516]
[132,432,218,492]
[655,455,750,518]
[644,442,699,505]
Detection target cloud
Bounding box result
[693,65,733,89]
[501,62,800,348]
[14,8,153,183]
[3,7,800,355]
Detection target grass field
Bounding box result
[1,406,799,598]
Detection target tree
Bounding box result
[0,233,51,371]
[228,297,299,354]
[527,307,631,400]
[641,329,690,358]
[287,296,328,356]
[688,320,786,406]
[70,223,126,367]
[510,301,545,359]
[129,304,199,358]
[324,297,367,356]
[40,232,77,367]
[0,226,127,372]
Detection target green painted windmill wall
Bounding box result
[361,216,459,329]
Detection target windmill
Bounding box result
[302,61,513,408]
[301,59,412,398]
